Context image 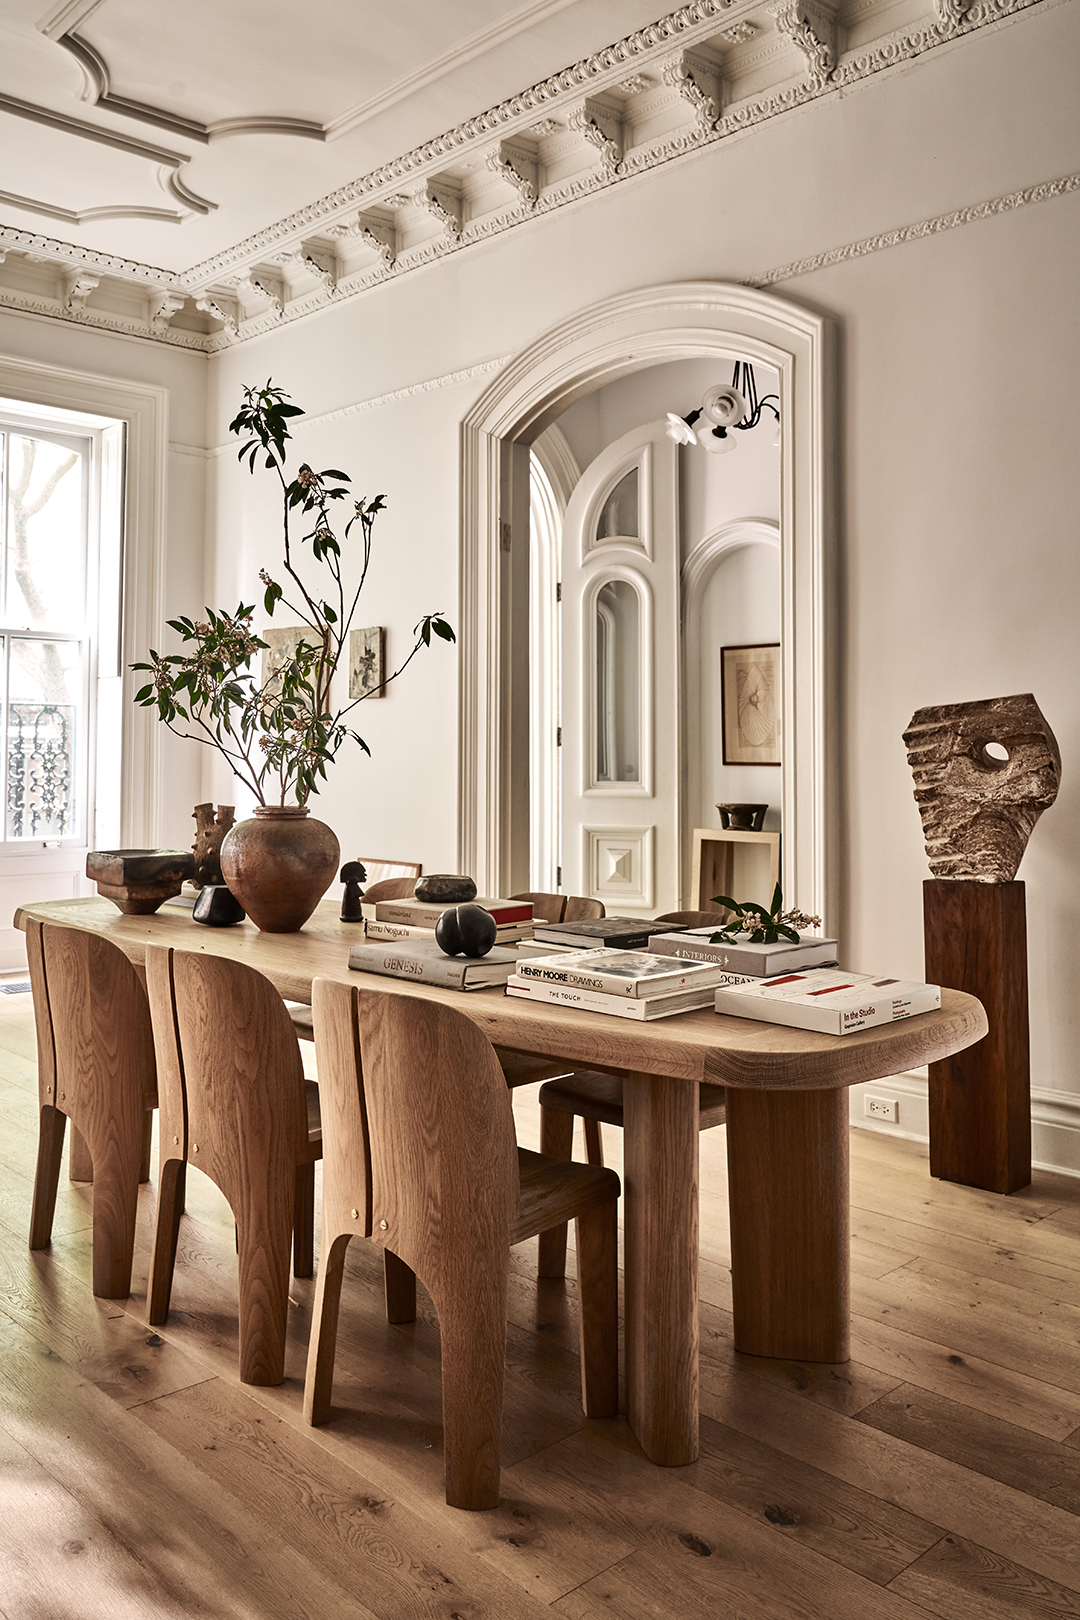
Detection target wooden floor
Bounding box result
[2,984,1080,1620]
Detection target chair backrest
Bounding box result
[510,891,566,924]
[146,946,308,1201]
[311,979,518,1286]
[360,877,418,904]
[654,910,729,929]
[563,896,605,923]
[28,917,156,1144]
[357,859,421,886]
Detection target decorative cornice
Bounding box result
[768,0,835,89]
[0,225,184,286]
[748,169,1080,286]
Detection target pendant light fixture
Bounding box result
[665,362,780,453]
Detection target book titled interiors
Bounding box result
[649,930,839,976]
[713,968,940,1035]
[514,946,754,998]
[348,938,524,990]
[505,976,717,1020]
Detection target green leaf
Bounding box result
[710,896,741,913]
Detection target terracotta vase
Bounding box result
[219,806,339,933]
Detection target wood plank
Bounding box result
[699,1359,1080,1596]
[889,1531,1080,1620]
[857,1383,1080,1515]
[851,1207,1080,1301]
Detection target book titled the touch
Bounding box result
[648,930,839,976]
[505,976,717,1020]
[513,946,754,998]
[348,938,525,990]
[713,968,941,1035]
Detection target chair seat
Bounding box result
[513,1147,619,1244]
[493,1046,577,1088]
[539,1072,727,1131]
[288,1002,314,1041]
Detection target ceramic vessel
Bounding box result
[220,806,339,933]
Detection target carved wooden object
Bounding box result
[903,693,1060,882]
[192,803,235,887]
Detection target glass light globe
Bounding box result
[665,412,697,446]
[697,424,737,454]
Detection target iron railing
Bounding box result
[6,702,76,838]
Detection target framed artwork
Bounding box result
[260,626,325,700]
[349,625,385,699]
[721,643,781,766]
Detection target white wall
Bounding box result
[29,0,1063,1162]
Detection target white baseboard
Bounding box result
[852,1071,1080,1180]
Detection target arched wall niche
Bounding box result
[459,280,836,929]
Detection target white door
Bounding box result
[559,422,680,915]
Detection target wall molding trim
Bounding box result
[458,281,835,925]
[855,1072,1080,1179]
[0,0,1067,350]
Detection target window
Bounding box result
[0,403,124,850]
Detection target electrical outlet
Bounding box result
[865,1095,898,1123]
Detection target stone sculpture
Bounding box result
[903,693,1060,882]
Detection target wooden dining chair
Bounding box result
[356,858,422,887]
[303,977,620,1510]
[144,945,321,1386]
[359,876,417,903]
[510,890,566,923]
[27,917,157,1299]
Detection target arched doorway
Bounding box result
[458,281,835,927]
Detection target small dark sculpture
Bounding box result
[86,848,195,915]
[340,861,367,922]
[903,693,1060,882]
[435,903,497,958]
[716,803,768,832]
[192,803,236,887]
[192,885,246,927]
[415,874,478,903]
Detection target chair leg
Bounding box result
[434,1275,508,1510]
[384,1250,417,1323]
[583,1119,604,1165]
[68,1124,93,1182]
[89,1141,142,1299]
[29,1105,67,1251]
[537,1105,574,1280]
[139,1109,154,1183]
[148,1158,186,1324]
[293,1161,315,1278]
[235,1195,293,1386]
[574,1202,619,1418]
[304,1231,352,1426]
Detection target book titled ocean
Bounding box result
[713,968,940,1035]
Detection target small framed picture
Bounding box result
[349,625,385,699]
[261,626,321,695]
[721,643,781,766]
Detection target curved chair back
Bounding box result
[28,918,155,1298]
[654,910,729,929]
[145,945,318,1385]
[511,891,566,924]
[563,896,605,922]
[360,877,418,903]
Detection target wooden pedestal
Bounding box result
[923,880,1030,1194]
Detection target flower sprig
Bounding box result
[709,883,822,946]
[133,381,454,806]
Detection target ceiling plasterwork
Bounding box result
[0,0,1060,351]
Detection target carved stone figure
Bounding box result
[192,803,236,888]
[903,694,1060,882]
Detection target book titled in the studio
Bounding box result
[713,968,940,1035]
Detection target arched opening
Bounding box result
[458,281,835,927]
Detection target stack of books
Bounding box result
[505,947,728,1020]
[368,894,535,944]
[647,929,839,975]
[713,967,941,1035]
[348,937,530,990]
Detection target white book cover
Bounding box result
[505,976,717,1019]
[713,968,940,1035]
[513,947,755,997]
[648,931,839,975]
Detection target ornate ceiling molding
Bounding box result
[0,0,1065,350]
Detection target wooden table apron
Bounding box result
[16,898,987,1468]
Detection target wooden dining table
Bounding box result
[16,895,988,1468]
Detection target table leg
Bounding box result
[623,1071,699,1466]
[725,1086,850,1363]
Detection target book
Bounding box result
[530,917,686,951]
[347,938,524,990]
[364,917,534,944]
[647,930,840,976]
[513,946,755,998]
[505,976,718,1020]
[713,968,941,1035]
[372,895,533,926]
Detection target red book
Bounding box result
[372,895,534,926]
